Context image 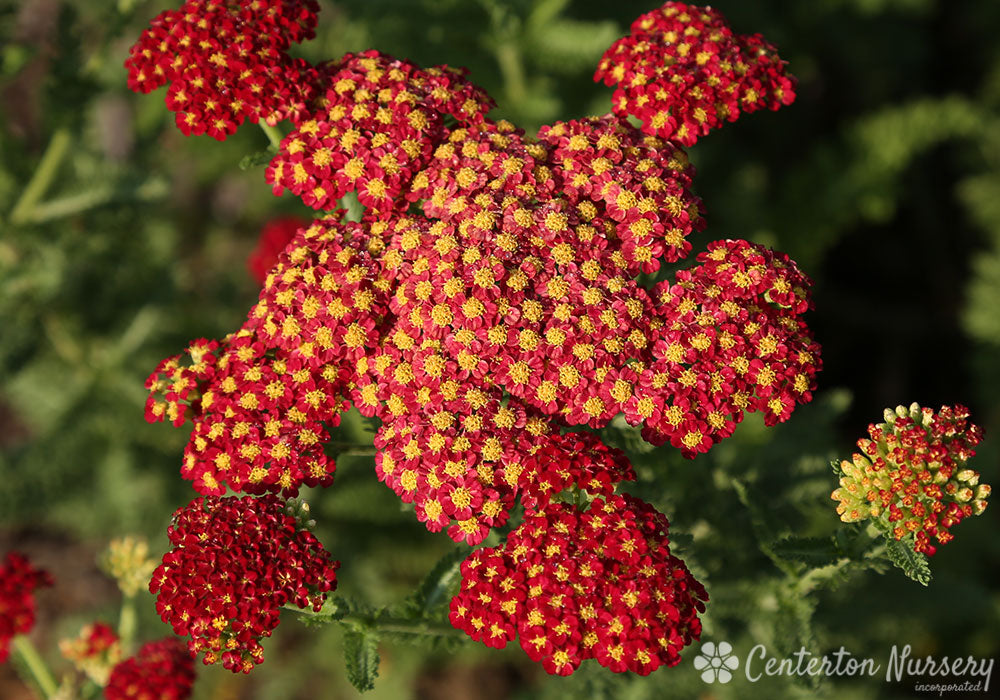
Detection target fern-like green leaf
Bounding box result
[408,545,468,614]
[343,628,380,693]
[884,537,932,586]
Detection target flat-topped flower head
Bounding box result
[135,0,821,550]
[266,50,494,215]
[537,115,704,274]
[595,2,796,146]
[832,403,989,555]
[0,551,53,664]
[125,0,322,139]
[150,495,339,672]
[450,494,707,676]
[639,239,820,454]
[105,637,195,700]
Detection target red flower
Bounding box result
[136,1,820,549]
[149,495,339,672]
[0,552,52,664]
[125,0,322,139]
[449,495,707,676]
[60,621,122,685]
[105,637,195,700]
[265,50,493,217]
[594,1,796,145]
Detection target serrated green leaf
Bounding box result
[409,546,468,614]
[315,594,376,621]
[884,537,932,586]
[343,628,380,693]
[770,536,843,567]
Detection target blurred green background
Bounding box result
[1,0,997,698]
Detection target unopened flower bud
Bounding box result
[101,536,157,598]
[956,469,978,485]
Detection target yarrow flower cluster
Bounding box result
[0,551,52,664]
[450,495,707,676]
[104,637,195,700]
[59,621,122,685]
[149,494,339,673]
[125,0,322,139]
[832,403,990,555]
[595,1,796,146]
[266,50,493,214]
[131,0,818,679]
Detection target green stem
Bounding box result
[338,448,377,457]
[259,122,284,151]
[494,41,527,107]
[9,127,72,226]
[22,178,168,224]
[119,596,138,655]
[11,636,59,699]
[286,604,464,638]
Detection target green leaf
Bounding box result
[408,546,468,614]
[322,594,375,621]
[883,537,932,586]
[343,628,380,693]
[770,536,843,568]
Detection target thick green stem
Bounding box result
[494,41,527,107]
[259,122,284,151]
[11,636,59,699]
[118,596,138,655]
[9,127,72,226]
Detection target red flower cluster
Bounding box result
[61,621,120,661]
[247,215,308,285]
[139,1,818,544]
[144,327,348,495]
[125,0,321,139]
[130,0,816,680]
[449,495,707,676]
[517,432,635,510]
[60,621,122,685]
[104,637,195,700]
[595,1,796,145]
[149,495,339,673]
[0,552,52,664]
[266,50,494,214]
[832,403,990,555]
[643,239,819,452]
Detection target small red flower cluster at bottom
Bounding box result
[150,494,340,673]
[104,637,195,700]
[0,551,53,664]
[450,494,707,676]
[60,621,122,685]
